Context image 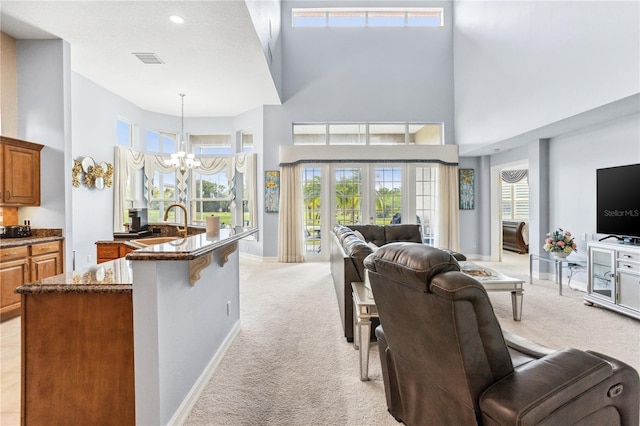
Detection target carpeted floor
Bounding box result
[185,255,639,425]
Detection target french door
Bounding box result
[300,163,439,260]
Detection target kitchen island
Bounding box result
[16,226,257,426]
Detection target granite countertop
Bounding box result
[15,227,258,294]
[0,229,64,248]
[16,258,133,294]
[126,226,258,261]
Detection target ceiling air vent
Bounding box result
[132,53,164,64]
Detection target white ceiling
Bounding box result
[0,0,281,117]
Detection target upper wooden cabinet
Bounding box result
[1,136,43,206]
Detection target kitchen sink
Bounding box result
[128,236,182,248]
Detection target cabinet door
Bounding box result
[589,247,615,302]
[0,258,30,315]
[618,270,640,311]
[2,143,41,205]
[31,252,62,282]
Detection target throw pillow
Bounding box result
[367,241,379,251]
[354,230,366,241]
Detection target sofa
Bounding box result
[329,224,465,341]
[365,243,639,425]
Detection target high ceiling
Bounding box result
[0,1,281,117]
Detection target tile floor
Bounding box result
[1,316,20,426]
[0,251,531,425]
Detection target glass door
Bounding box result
[589,247,615,302]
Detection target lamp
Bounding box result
[164,93,201,171]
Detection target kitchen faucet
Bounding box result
[163,203,189,238]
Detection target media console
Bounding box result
[585,241,640,320]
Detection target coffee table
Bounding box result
[458,261,524,321]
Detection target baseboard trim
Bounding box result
[168,320,241,425]
[463,254,492,262]
[239,253,279,262]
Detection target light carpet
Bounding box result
[185,256,639,425]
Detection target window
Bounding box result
[328,11,365,27]
[302,167,322,254]
[375,167,402,224]
[416,166,437,245]
[117,118,134,147]
[241,131,253,152]
[191,170,232,226]
[328,124,366,145]
[292,7,444,28]
[191,134,232,155]
[292,10,326,27]
[146,130,176,154]
[297,163,443,259]
[335,168,362,225]
[502,177,529,220]
[293,123,444,145]
[148,170,176,223]
[369,124,406,145]
[293,124,327,145]
[409,124,443,145]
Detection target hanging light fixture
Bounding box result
[164,93,201,171]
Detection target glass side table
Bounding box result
[529,252,587,296]
[351,281,379,381]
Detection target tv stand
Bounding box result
[585,241,640,320]
[622,237,640,246]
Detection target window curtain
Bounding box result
[147,153,187,202]
[436,164,460,252]
[278,165,305,263]
[113,146,145,232]
[113,147,255,233]
[233,154,257,228]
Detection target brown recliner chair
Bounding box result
[364,243,639,425]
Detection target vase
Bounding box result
[554,252,570,259]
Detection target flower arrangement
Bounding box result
[544,228,577,254]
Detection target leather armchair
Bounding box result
[364,243,639,425]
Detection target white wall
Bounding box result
[453,1,640,147]
[455,1,640,260]
[70,73,262,269]
[16,39,73,268]
[255,0,456,257]
[234,106,265,257]
[245,0,282,98]
[548,114,640,253]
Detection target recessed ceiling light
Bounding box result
[169,15,185,24]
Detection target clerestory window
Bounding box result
[292,7,444,28]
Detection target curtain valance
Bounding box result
[279,145,459,167]
[501,170,528,184]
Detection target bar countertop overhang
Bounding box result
[15,226,257,294]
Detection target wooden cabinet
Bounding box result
[0,240,63,321]
[1,136,43,206]
[30,241,63,281]
[97,242,133,264]
[0,246,30,320]
[21,291,135,425]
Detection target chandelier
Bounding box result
[164,93,201,171]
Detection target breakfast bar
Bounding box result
[16,226,257,426]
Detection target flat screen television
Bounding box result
[596,163,640,242]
